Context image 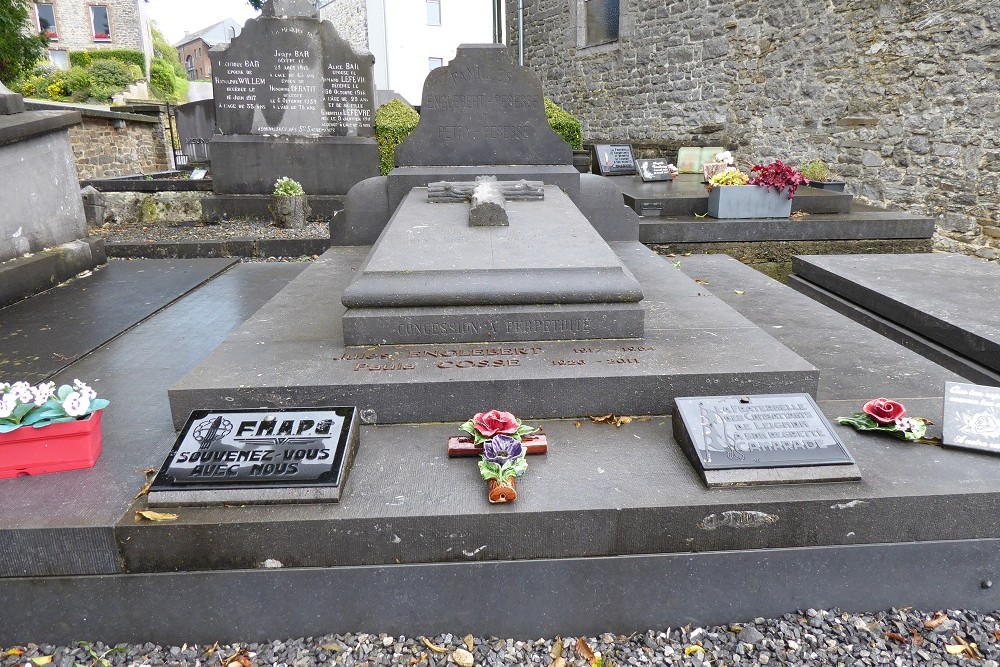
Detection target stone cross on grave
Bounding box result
[427,175,544,227]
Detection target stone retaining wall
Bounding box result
[509,1,1000,261]
[68,114,170,179]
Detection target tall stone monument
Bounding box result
[208,0,379,202]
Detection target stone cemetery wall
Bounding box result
[318,0,369,55]
[68,113,171,179]
[510,1,1000,261]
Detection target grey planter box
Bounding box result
[707,185,793,219]
[806,180,847,192]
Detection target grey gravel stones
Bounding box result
[4,608,1000,667]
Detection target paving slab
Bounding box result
[792,253,1000,375]
[0,263,306,577]
[0,258,237,384]
[168,242,818,427]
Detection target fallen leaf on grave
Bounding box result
[672,261,681,268]
[924,612,948,629]
[734,290,746,295]
[886,632,907,644]
[952,634,983,659]
[694,213,707,218]
[911,630,924,646]
[994,631,1000,641]
[30,657,52,665]
[420,638,448,654]
[684,645,704,656]
[409,653,427,665]
[319,644,343,652]
[204,642,219,656]
[463,635,474,652]
[682,252,692,256]
[574,421,582,428]
[551,637,563,659]
[551,659,566,667]
[791,211,809,219]
[575,638,597,666]
[695,279,710,285]
[2,649,25,659]
[136,510,178,522]
[945,644,966,655]
[590,414,633,428]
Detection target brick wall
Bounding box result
[508,0,1000,261]
[319,0,370,54]
[68,114,170,179]
[178,39,213,80]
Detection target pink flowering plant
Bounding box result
[749,160,808,199]
[836,397,932,441]
[0,380,108,433]
[458,409,538,445]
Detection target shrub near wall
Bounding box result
[375,99,419,175]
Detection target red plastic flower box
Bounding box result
[0,410,103,479]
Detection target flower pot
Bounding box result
[707,185,793,219]
[487,477,517,503]
[270,194,309,229]
[0,410,104,479]
[806,180,846,192]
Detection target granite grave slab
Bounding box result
[791,253,1000,373]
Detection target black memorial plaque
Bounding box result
[392,44,572,167]
[636,158,675,182]
[591,144,636,176]
[943,381,1000,454]
[148,406,360,506]
[673,393,859,487]
[210,9,375,138]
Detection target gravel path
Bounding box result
[5,608,1000,666]
[93,220,330,244]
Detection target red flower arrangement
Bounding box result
[837,397,934,442]
[749,160,807,199]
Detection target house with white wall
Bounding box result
[319,0,504,105]
[29,0,153,71]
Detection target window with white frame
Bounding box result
[426,0,441,26]
[90,5,111,41]
[36,3,57,38]
[428,57,443,71]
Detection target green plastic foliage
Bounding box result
[544,97,583,150]
[375,99,420,175]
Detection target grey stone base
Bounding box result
[168,242,817,427]
[342,302,644,345]
[0,236,106,308]
[210,134,379,196]
[201,194,343,222]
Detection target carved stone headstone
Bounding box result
[0,82,26,115]
[208,8,379,197]
[393,44,573,167]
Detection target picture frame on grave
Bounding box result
[676,146,725,174]
[147,406,360,506]
[590,144,637,176]
[636,158,676,182]
[942,381,1000,455]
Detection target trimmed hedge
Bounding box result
[375,99,420,175]
[69,48,145,70]
[544,98,583,150]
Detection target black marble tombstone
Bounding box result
[209,0,379,197]
[943,381,1000,455]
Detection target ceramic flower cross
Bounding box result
[453,410,542,504]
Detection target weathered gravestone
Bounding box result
[673,393,859,487]
[209,0,378,197]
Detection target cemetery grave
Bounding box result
[2,5,1000,645]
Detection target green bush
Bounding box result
[64,66,94,100]
[69,51,93,68]
[544,98,583,150]
[89,49,145,70]
[90,59,133,90]
[375,99,420,175]
[149,58,176,100]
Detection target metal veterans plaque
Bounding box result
[148,406,360,506]
[943,381,1000,454]
[591,144,636,176]
[636,158,675,182]
[673,393,854,470]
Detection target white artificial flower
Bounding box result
[31,381,56,406]
[0,394,16,419]
[62,391,91,418]
[73,379,97,401]
[0,382,9,393]
[8,382,33,403]
[715,151,734,165]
